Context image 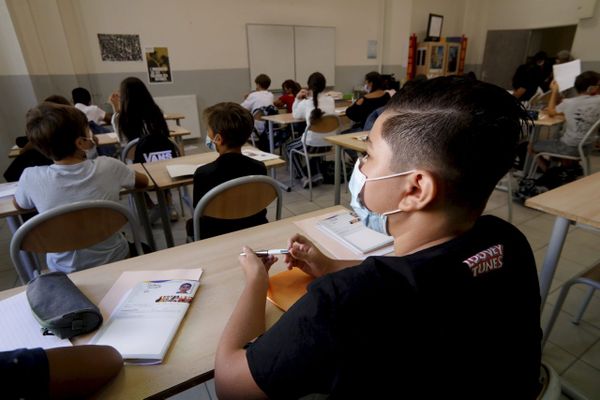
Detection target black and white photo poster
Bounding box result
[145,47,173,84]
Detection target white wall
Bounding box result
[0,0,29,75]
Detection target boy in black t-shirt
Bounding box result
[215,77,542,399]
[186,102,267,239]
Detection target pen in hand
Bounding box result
[239,249,290,256]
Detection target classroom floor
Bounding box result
[1,145,599,399]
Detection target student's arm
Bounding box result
[12,197,35,212]
[513,87,527,99]
[241,93,254,110]
[46,345,123,399]
[285,234,359,277]
[215,248,275,399]
[546,80,564,117]
[134,171,149,188]
[103,111,113,125]
[13,171,36,211]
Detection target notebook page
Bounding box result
[0,292,72,351]
[0,182,18,198]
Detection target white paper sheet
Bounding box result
[242,148,280,161]
[166,164,203,178]
[0,292,72,351]
[0,182,18,198]
[553,59,581,92]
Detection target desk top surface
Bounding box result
[0,206,346,399]
[164,113,186,121]
[169,126,191,137]
[262,108,347,124]
[325,131,369,152]
[533,113,565,127]
[525,171,600,228]
[142,147,286,189]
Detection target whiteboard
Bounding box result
[246,24,335,89]
[294,26,336,86]
[154,95,201,139]
[246,24,295,91]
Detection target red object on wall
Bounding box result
[406,33,417,81]
[458,35,468,75]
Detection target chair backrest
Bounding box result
[121,138,139,164]
[192,175,282,241]
[308,114,341,134]
[578,117,600,154]
[9,200,143,283]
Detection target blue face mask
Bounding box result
[205,134,216,151]
[348,157,414,236]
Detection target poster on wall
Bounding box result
[98,34,142,61]
[145,47,173,84]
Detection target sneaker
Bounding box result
[302,177,310,189]
[169,207,179,222]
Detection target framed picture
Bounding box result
[426,14,443,42]
[429,44,445,71]
[445,43,460,75]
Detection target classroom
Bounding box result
[1,0,600,398]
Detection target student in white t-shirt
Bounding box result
[241,74,274,133]
[72,87,112,125]
[14,102,149,273]
[529,71,600,172]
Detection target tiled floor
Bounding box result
[1,146,599,399]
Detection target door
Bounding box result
[481,30,531,89]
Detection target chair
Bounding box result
[192,175,282,241]
[528,118,600,178]
[289,114,346,201]
[9,200,144,284]
[542,262,600,349]
[121,138,139,164]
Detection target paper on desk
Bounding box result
[294,210,394,260]
[105,132,118,140]
[335,107,347,115]
[0,182,18,198]
[554,59,581,92]
[166,164,202,179]
[76,269,204,345]
[0,292,72,351]
[242,148,280,161]
[11,145,18,150]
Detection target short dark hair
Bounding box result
[26,103,89,161]
[365,71,383,90]
[532,51,547,63]
[44,95,71,106]
[71,87,92,105]
[381,76,529,214]
[204,102,254,148]
[282,79,301,96]
[574,71,600,94]
[255,74,271,90]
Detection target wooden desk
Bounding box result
[0,205,345,399]
[169,126,192,156]
[525,172,600,308]
[142,147,286,247]
[164,113,185,126]
[8,132,122,159]
[325,131,369,205]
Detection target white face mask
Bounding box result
[363,83,370,93]
[82,137,97,160]
[348,156,414,235]
[205,134,216,151]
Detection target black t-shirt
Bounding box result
[512,63,545,101]
[1,348,49,399]
[187,152,268,239]
[246,215,541,399]
[134,134,179,164]
[345,93,391,129]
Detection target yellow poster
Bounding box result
[145,47,172,84]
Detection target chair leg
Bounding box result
[289,152,294,188]
[306,154,313,202]
[542,280,576,348]
[572,286,595,325]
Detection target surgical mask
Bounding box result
[83,137,97,160]
[205,134,216,151]
[363,84,370,93]
[348,157,414,236]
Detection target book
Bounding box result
[91,274,202,364]
[166,164,203,179]
[242,148,280,162]
[267,268,314,311]
[317,211,393,254]
[0,292,72,351]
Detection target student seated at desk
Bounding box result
[2,345,122,399]
[186,102,268,240]
[345,71,391,130]
[72,87,112,130]
[528,71,600,173]
[14,103,149,273]
[241,74,275,135]
[273,79,301,113]
[216,77,542,399]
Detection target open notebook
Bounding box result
[166,164,203,179]
[317,211,393,254]
[242,148,280,162]
[91,271,202,365]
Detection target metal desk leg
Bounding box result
[156,189,175,248]
[132,192,156,251]
[334,145,342,205]
[7,215,38,283]
[268,120,276,179]
[539,216,570,310]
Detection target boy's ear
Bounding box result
[214,132,224,145]
[396,171,437,212]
